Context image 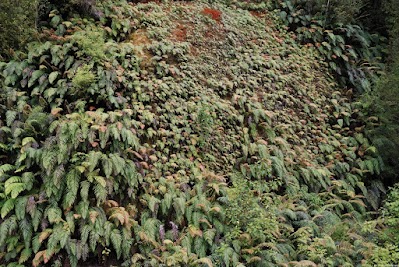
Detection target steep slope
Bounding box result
[0,1,382,266]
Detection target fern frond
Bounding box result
[194,237,206,258]
[102,157,113,178]
[142,217,161,240]
[64,169,80,209]
[87,151,103,172]
[0,164,15,175]
[19,218,33,248]
[271,156,286,178]
[6,110,17,127]
[31,207,43,231]
[204,229,216,246]
[131,253,145,263]
[148,195,161,215]
[111,228,122,259]
[109,153,126,175]
[80,181,90,202]
[77,201,89,219]
[121,228,132,259]
[1,198,16,218]
[46,206,63,223]
[15,196,27,221]
[173,197,186,217]
[19,247,32,264]
[121,128,139,149]
[93,183,107,205]
[5,182,25,199]
[89,228,100,252]
[162,193,173,214]
[194,257,213,267]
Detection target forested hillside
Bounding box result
[0,0,398,266]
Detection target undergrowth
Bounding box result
[0,0,389,266]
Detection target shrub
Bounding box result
[0,0,38,59]
[275,0,386,93]
[362,0,399,183]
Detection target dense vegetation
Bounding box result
[0,0,398,266]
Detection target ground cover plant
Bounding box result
[0,0,393,266]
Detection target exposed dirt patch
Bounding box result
[171,23,188,42]
[249,10,268,18]
[201,8,222,22]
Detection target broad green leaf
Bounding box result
[49,71,59,84]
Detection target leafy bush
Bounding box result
[0,0,389,266]
[274,0,385,93]
[384,0,399,60]
[363,185,399,265]
[360,0,399,183]
[364,61,399,181]
[0,0,38,59]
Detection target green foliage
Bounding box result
[71,65,96,88]
[0,0,38,59]
[363,61,399,181]
[276,0,366,25]
[360,0,399,182]
[274,0,385,93]
[384,0,399,60]
[0,0,388,266]
[71,29,106,60]
[362,185,399,265]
